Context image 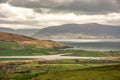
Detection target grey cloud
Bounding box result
[54,0,120,14]
[0,0,8,3]
[9,0,40,8]
[8,0,120,14]
[116,0,120,5]
[34,8,42,13]
[9,0,60,8]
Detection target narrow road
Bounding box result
[0,53,119,60]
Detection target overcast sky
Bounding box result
[0,0,120,29]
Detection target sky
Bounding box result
[0,0,120,29]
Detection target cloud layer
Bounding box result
[8,0,120,14]
[0,0,120,29]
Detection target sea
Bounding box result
[52,39,120,51]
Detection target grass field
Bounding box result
[0,61,103,80]
[62,49,120,57]
[35,64,120,80]
[37,70,120,80]
[0,61,119,80]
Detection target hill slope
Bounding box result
[35,64,120,80]
[0,32,68,49]
[33,23,120,39]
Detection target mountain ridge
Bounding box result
[33,23,120,39]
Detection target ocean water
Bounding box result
[53,39,120,51]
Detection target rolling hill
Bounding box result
[0,32,68,49]
[33,23,120,39]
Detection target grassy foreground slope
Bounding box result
[0,60,120,80]
[35,64,120,80]
[0,61,103,80]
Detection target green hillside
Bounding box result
[0,42,60,56]
[35,64,120,80]
[0,61,120,80]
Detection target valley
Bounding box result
[0,0,120,79]
[0,32,120,80]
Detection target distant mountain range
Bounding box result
[0,27,39,36]
[33,23,120,39]
[1,23,120,39]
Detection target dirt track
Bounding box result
[0,53,119,60]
